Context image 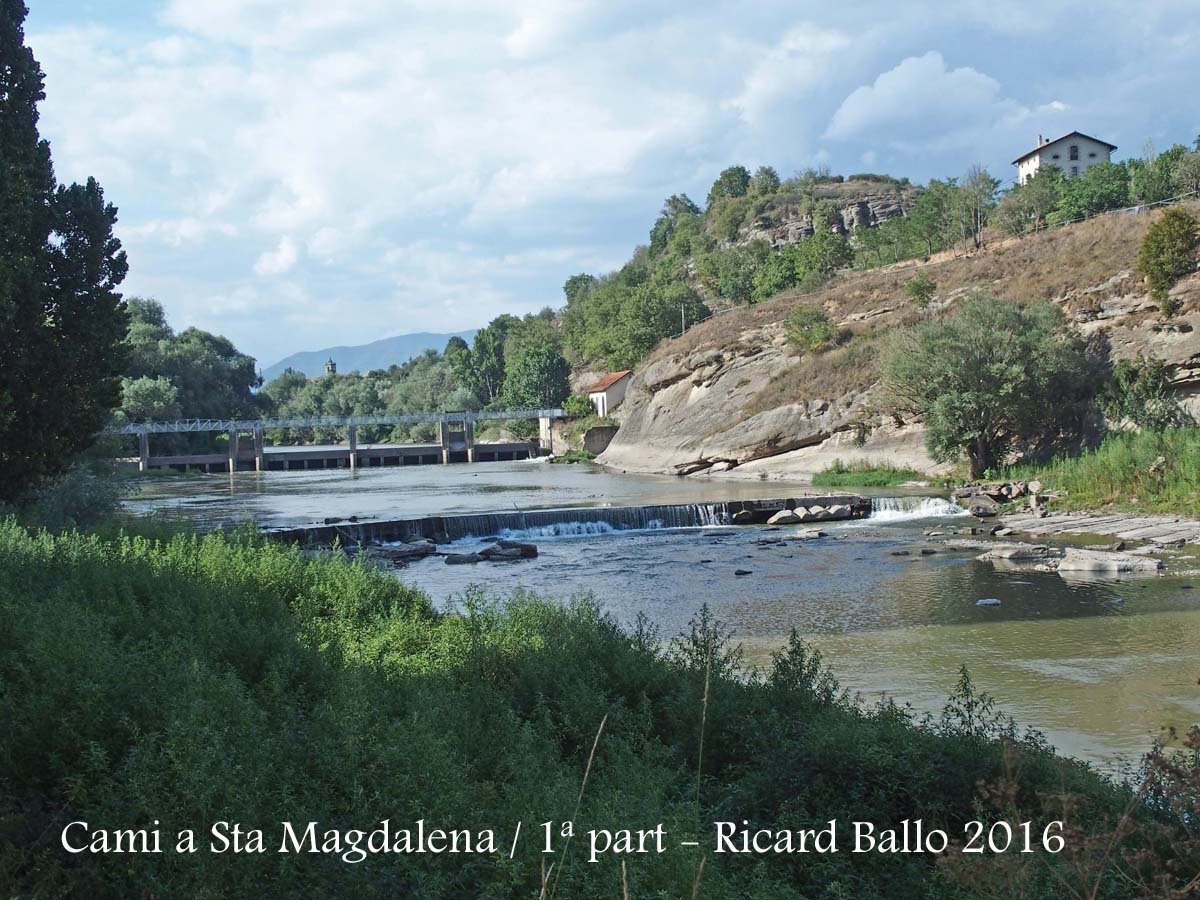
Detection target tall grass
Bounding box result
[812,458,933,487]
[0,521,1194,897]
[1004,428,1200,514]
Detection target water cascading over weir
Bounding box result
[266,495,877,546]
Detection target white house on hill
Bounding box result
[1013,131,1117,184]
[586,370,632,417]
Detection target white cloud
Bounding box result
[825,51,1006,143]
[253,236,298,276]
[730,26,852,128]
[24,2,1200,362]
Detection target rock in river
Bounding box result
[766,509,802,525]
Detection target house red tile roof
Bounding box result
[586,370,632,393]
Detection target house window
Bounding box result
[1051,153,1060,160]
[1071,166,1079,177]
[1069,145,1079,160]
[1089,152,1097,158]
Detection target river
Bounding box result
[126,460,1200,771]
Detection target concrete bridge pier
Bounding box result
[227,429,240,474]
[138,432,150,473]
[348,425,358,470]
[439,419,451,464]
[464,419,475,462]
[539,416,554,454]
[253,427,265,472]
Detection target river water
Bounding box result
[127,460,1200,770]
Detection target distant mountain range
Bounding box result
[261,330,477,382]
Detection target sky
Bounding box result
[25,1,1200,368]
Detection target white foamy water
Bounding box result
[869,496,967,521]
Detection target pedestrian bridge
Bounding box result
[107,408,567,473]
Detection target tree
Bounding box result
[649,194,702,256]
[501,345,570,409]
[994,167,1064,235]
[953,166,1000,249]
[749,165,781,196]
[1171,151,1200,195]
[470,315,517,402]
[1138,207,1199,315]
[1129,143,1187,204]
[118,376,181,422]
[906,179,957,257]
[443,335,473,384]
[706,165,751,208]
[0,3,129,502]
[1049,161,1130,223]
[881,297,1099,479]
[717,241,768,304]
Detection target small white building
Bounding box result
[586,370,632,417]
[1013,131,1117,185]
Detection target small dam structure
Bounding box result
[265,495,875,546]
[109,408,566,473]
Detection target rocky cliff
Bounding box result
[738,179,919,247]
[599,204,1200,480]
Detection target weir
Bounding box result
[265,495,875,546]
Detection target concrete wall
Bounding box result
[581,425,619,455]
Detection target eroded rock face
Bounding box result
[739,191,913,247]
[599,326,885,474]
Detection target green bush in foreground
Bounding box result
[1,522,1196,898]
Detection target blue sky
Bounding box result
[25,1,1200,367]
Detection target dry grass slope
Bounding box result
[651,200,1200,423]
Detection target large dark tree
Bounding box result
[0,1,128,502]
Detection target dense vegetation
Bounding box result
[0,1,129,503]
[880,297,1104,479]
[3,521,1197,897]
[1003,427,1200,515]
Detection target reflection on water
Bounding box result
[407,516,1199,769]
[126,459,902,530]
[126,461,1200,769]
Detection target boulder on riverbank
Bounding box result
[1058,548,1162,574]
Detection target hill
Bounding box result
[598,199,1200,478]
[261,330,477,381]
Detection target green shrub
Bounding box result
[562,394,594,418]
[1138,207,1199,315]
[904,271,937,308]
[784,304,840,351]
[1102,357,1194,431]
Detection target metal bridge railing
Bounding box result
[106,408,567,436]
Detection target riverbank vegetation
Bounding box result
[2,521,1197,897]
[1002,427,1200,515]
[811,460,933,487]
